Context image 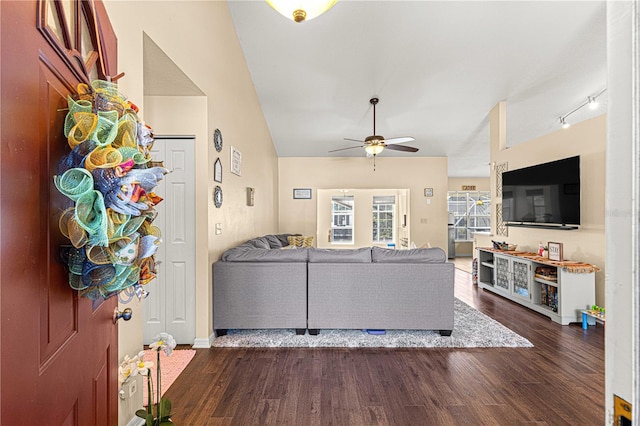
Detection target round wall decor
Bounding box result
[213,185,223,208]
[214,129,223,152]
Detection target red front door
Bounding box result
[1,1,119,424]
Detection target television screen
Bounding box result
[502,156,580,226]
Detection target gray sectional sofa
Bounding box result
[212,235,455,337]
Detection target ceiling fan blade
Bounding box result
[344,138,365,143]
[384,136,415,145]
[328,145,364,153]
[385,144,419,153]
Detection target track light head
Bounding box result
[557,87,606,128]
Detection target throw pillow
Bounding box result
[287,235,314,248]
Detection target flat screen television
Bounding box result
[502,156,580,228]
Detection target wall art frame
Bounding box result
[214,157,222,183]
[231,145,242,176]
[293,188,312,199]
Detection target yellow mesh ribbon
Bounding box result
[64,96,93,137]
[67,112,98,149]
[59,208,89,248]
[84,147,123,172]
[113,115,138,149]
[86,245,115,265]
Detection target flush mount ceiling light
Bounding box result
[265,0,338,23]
[558,88,606,129]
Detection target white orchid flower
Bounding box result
[118,354,141,384]
[149,332,176,356]
[135,358,154,376]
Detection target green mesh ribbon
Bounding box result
[118,147,150,165]
[54,168,94,201]
[75,190,109,247]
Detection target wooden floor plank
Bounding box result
[164,267,604,425]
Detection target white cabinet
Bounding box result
[476,248,596,325]
[493,253,532,301]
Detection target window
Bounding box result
[331,195,354,244]
[447,191,491,241]
[372,195,395,243]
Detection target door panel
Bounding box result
[144,137,196,344]
[1,1,118,424]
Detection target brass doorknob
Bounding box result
[113,307,133,324]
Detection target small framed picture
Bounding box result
[548,242,563,261]
[293,188,312,199]
[424,188,433,197]
[214,158,222,183]
[231,145,242,176]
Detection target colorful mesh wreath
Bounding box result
[54,79,167,300]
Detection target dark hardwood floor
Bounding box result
[165,266,604,425]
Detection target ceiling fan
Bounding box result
[329,97,419,165]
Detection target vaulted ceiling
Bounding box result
[225,1,606,177]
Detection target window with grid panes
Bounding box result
[331,195,354,243]
[372,195,395,243]
[447,191,491,241]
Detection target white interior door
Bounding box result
[144,136,196,344]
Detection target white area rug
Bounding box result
[212,298,533,348]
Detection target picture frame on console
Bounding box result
[548,242,563,261]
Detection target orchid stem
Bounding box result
[156,350,162,421]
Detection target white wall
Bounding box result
[278,157,449,253]
[486,113,606,305]
[105,0,279,375]
[448,177,490,192]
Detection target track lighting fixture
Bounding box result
[558,88,606,129]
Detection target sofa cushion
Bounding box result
[288,235,314,247]
[221,246,308,262]
[263,234,284,248]
[308,247,372,263]
[245,237,270,249]
[371,246,446,263]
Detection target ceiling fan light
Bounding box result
[365,144,384,156]
[265,0,337,23]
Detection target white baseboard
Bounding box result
[192,333,215,348]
